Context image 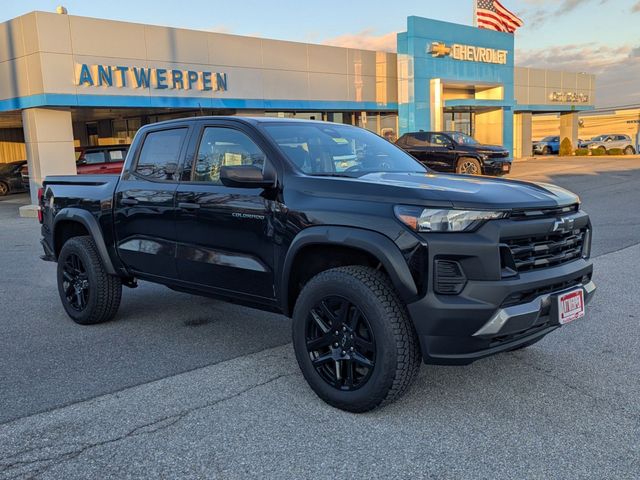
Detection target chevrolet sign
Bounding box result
[429,42,508,65]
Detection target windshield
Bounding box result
[541,136,558,142]
[447,132,478,145]
[262,123,427,176]
[591,135,607,141]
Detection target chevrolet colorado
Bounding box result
[39,117,595,412]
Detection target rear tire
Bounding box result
[456,157,482,175]
[624,146,635,155]
[0,181,8,196]
[57,236,122,325]
[292,266,421,413]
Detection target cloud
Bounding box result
[517,42,640,107]
[524,0,610,27]
[633,1,640,12]
[322,29,396,52]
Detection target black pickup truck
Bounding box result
[39,117,595,412]
[396,131,511,176]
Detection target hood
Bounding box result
[303,172,579,210]
[473,144,507,152]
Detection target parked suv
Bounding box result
[586,134,636,154]
[533,136,560,155]
[395,131,511,176]
[21,145,129,189]
[75,145,129,174]
[39,117,595,412]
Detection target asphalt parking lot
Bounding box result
[1,156,639,479]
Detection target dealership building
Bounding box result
[0,11,596,207]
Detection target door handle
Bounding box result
[178,202,200,210]
[121,198,139,206]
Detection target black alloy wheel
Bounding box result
[61,253,90,311]
[305,295,376,391]
[292,266,421,412]
[56,235,122,324]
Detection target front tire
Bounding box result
[456,157,482,175]
[0,181,8,196]
[542,146,551,155]
[57,236,122,325]
[292,266,421,412]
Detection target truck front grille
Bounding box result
[503,227,587,272]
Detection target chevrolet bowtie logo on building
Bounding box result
[428,41,508,65]
[429,42,451,57]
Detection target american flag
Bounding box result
[475,0,524,33]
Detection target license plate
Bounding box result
[558,289,585,325]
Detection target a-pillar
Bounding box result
[513,112,532,159]
[559,112,579,153]
[20,108,76,217]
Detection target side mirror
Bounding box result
[220,164,276,189]
[446,143,455,150]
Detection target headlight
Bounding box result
[394,205,508,232]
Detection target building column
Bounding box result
[559,112,579,153]
[20,108,76,216]
[513,112,532,159]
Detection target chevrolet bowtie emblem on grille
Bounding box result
[552,217,575,233]
[430,42,451,57]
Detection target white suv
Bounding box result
[587,134,636,155]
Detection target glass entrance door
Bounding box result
[443,109,474,136]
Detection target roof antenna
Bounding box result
[198,102,204,116]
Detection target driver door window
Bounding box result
[192,128,266,184]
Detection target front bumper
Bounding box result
[407,259,594,365]
[482,159,511,176]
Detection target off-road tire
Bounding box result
[456,157,482,175]
[57,235,122,325]
[292,266,421,413]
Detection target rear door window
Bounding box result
[134,128,187,182]
[108,149,126,162]
[405,133,429,147]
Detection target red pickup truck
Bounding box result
[21,145,129,189]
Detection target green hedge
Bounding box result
[590,148,607,156]
[574,148,589,156]
[607,148,624,156]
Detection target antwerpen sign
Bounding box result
[76,64,228,91]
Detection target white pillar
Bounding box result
[513,112,532,159]
[559,112,579,155]
[21,108,76,214]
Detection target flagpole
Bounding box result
[472,0,478,27]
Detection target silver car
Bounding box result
[587,134,636,154]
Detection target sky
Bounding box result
[2,0,639,108]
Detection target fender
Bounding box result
[281,225,418,315]
[53,208,117,275]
